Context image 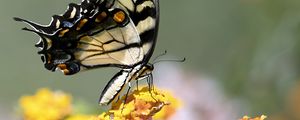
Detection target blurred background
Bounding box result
[1,0,300,119]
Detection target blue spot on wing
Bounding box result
[62,21,73,28]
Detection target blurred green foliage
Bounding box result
[1,0,300,118]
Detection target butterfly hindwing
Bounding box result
[15,1,145,75]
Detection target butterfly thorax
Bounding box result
[129,63,153,81]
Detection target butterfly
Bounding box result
[14,0,159,105]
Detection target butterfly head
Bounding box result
[138,64,154,77]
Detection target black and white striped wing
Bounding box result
[14,2,144,75]
[98,0,160,105]
[75,18,144,69]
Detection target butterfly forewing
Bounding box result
[75,18,144,68]
[15,1,146,75]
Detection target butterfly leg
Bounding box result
[136,74,151,91]
[147,73,158,102]
[121,82,132,113]
[136,80,139,91]
[137,74,157,101]
[115,96,121,103]
[124,82,132,104]
[150,73,155,90]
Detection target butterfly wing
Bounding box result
[14,0,160,106]
[98,0,160,105]
[124,0,160,63]
[75,15,144,69]
[99,69,131,105]
[14,2,145,75]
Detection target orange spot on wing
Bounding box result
[113,11,126,23]
[76,19,88,31]
[62,69,70,75]
[59,29,69,37]
[57,64,70,75]
[95,12,107,23]
[47,54,52,63]
[57,64,67,70]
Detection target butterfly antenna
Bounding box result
[153,57,186,65]
[152,50,167,63]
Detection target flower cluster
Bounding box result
[19,87,180,120]
[240,115,267,120]
[91,86,180,120]
[19,88,72,120]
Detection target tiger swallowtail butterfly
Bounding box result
[14,0,159,105]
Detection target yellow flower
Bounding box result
[153,90,181,120]
[20,88,72,120]
[66,114,94,120]
[93,86,181,120]
[19,87,180,120]
[240,115,267,120]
